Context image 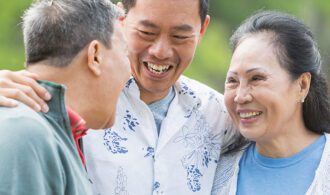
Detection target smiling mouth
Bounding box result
[239,111,262,119]
[144,62,172,74]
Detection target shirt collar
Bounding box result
[67,106,88,165]
[37,80,88,165]
[124,76,201,110]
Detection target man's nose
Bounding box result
[148,36,173,60]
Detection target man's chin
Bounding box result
[91,116,115,130]
[103,118,115,129]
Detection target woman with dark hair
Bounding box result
[212,11,330,195]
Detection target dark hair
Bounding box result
[121,0,209,24]
[230,10,330,133]
[23,0,121,67]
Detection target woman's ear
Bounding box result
[87,40,102,76]
[298,72,311,102]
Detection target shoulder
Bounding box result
[0,103,53,149]
[176,76,225,108]
[178,75,223,96]
[307,133,330,194]
[325,133,330,140]
[216,149,245,178]
[176,76,234,132]
[322,133,330,159]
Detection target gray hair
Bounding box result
[23,0,122,67]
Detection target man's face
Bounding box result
[100,20,131,127]
[123,0,209,103]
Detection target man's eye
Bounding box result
[173,35,189,39]
[139,30,155,36]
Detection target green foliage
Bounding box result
[0,0,32,70]
[185,21,231,92]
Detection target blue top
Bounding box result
[148,87,175,136]
[237,135,326,195]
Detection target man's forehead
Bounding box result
[130,0,200,15]
[138,20,194,32]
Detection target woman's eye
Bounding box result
[226,77,237,84]
[251,75,264,81]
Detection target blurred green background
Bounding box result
[1,0,329,93]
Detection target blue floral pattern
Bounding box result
[123,110,140,132]
[208,91,227,114]
[125,78,134,89]
[143,146,155,158]
[114,167,129,195]
[178,81,196,99]
[153,181,163,194]
[187,165,203,192]
[174,109,221,192]
[208,91,220,104]
[184,102,201,118]
[153,181,160,191]
[84,76,229,194]
[103,128,128,154]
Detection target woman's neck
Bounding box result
[256,129,321,158]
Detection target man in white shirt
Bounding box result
[84,0,238,194]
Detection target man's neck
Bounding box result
[140,88,172,105]
[27,63,88,123]
[27,63,69,83]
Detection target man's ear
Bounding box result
[87,40,102,76]
[198,15,210,44]
[298,72,311,102]
[116,2,126,21]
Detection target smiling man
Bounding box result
[0,0,238,194]
[83,0,237,194]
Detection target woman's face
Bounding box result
[224,33,303,143]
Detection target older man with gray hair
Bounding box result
[0,0,130,194]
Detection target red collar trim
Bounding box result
[67,107,88,165]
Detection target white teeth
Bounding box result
[147,63,170,74]
[239,112,261,119]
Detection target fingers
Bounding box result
[0,96,18,108]
[0,88,46,112]
[18,70,39,80]
[0,70,51,112]
[13,70,52,101]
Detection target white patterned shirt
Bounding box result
[83,76,237,195]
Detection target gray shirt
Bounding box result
[148,87,175,136]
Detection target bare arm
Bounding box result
[0,70,51,112]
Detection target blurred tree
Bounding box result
[0,0,31,70]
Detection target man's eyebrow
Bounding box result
[138,20,158,29]
[172,24,194,32]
